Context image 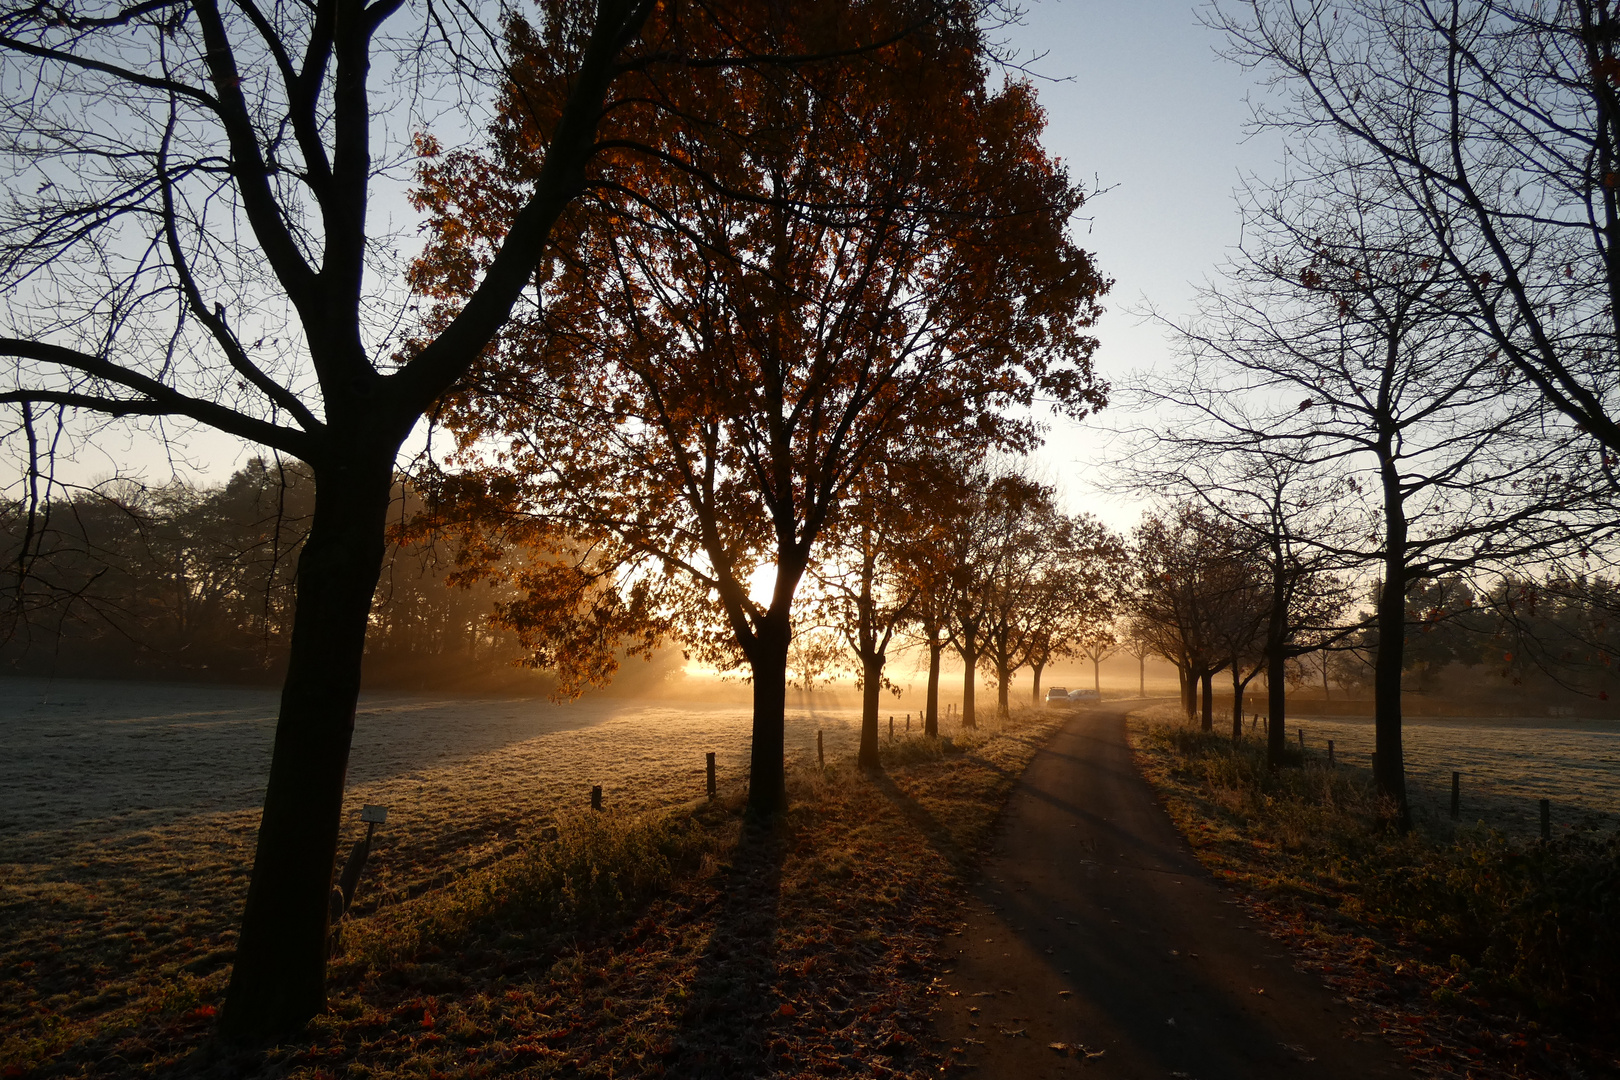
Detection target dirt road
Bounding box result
[931,702,1407,1078]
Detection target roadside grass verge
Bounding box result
[1128,705,1620,1080]
[3,710,1061,1078]
[337,805,729,973]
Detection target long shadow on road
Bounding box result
[931,702,1408,1079]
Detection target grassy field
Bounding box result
[1130,704,1620,1080]
[1,677,873,981]
[1240,710,1620,839]
[0,677,1059,1077]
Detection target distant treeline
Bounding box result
[1126,504,1620,724]
[0,459,556,689]
[1323,575,1620,706]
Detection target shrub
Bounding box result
[1359,822,1620,1028]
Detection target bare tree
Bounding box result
[1215,0,1620,468]
[1226,455,1355,759]
[0,0,675,1033]
[1073,625,1119,698]
[1121,430,1357,760]
[1119,619,1155,697]
[1129,504,1268,730]
[1150,188,1606,821]
[1207,548,1270,741]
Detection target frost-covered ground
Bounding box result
[1276,712,1620,838]
[0,678,867,830]
[0,676,887,868]
[0,677,944,930]
[1,676,927,1026]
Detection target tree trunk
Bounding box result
[746,613,792,817]
[996,659,1011,717]
[1321,651,1330,700]
[1138,653,1144,696]
[1200,668,1213,732]
[1179,665,1194,718]
[961,643,978,729]
[1374,565,1409,827]
[1031,661,1044,704]
[1093,657,1102,695]
[858,650,883,770]
[1231,664,1245,742]
[1375,441,1410,828]
[925,636,942,738]
[1267,647,1287,765]
[221,450,394,1039]
[1266,552,1289,768]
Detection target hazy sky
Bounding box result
[1003,1,1285,526]
[47,1,1280,513]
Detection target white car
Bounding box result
[1067,688,1100,703]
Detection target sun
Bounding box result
[747,563,777,607]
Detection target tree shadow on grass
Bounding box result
[662,815,788,1079]
[868,771,974,874]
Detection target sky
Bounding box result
[999,1,1287,529]
[42,1,1284,519]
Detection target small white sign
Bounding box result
[360,804,388,824]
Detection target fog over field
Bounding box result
[5,677,1614,872]
[0,677,871,851]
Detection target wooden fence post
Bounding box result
[706,752,716,800]
[817,730,824,769]
[591,785,602,811]
[1540,798,1551,841]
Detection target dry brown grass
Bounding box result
[1127,706,1620,1080]
[2,710,1061,1078]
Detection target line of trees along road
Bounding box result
[1119,485,1620,821]
[408,10,1107,815]
[0,0,1101,1038]
[798,452,1124,753]
[1100,1,1620,830]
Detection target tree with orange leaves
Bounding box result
[807,455,939,770]
[413,1,1107,815]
